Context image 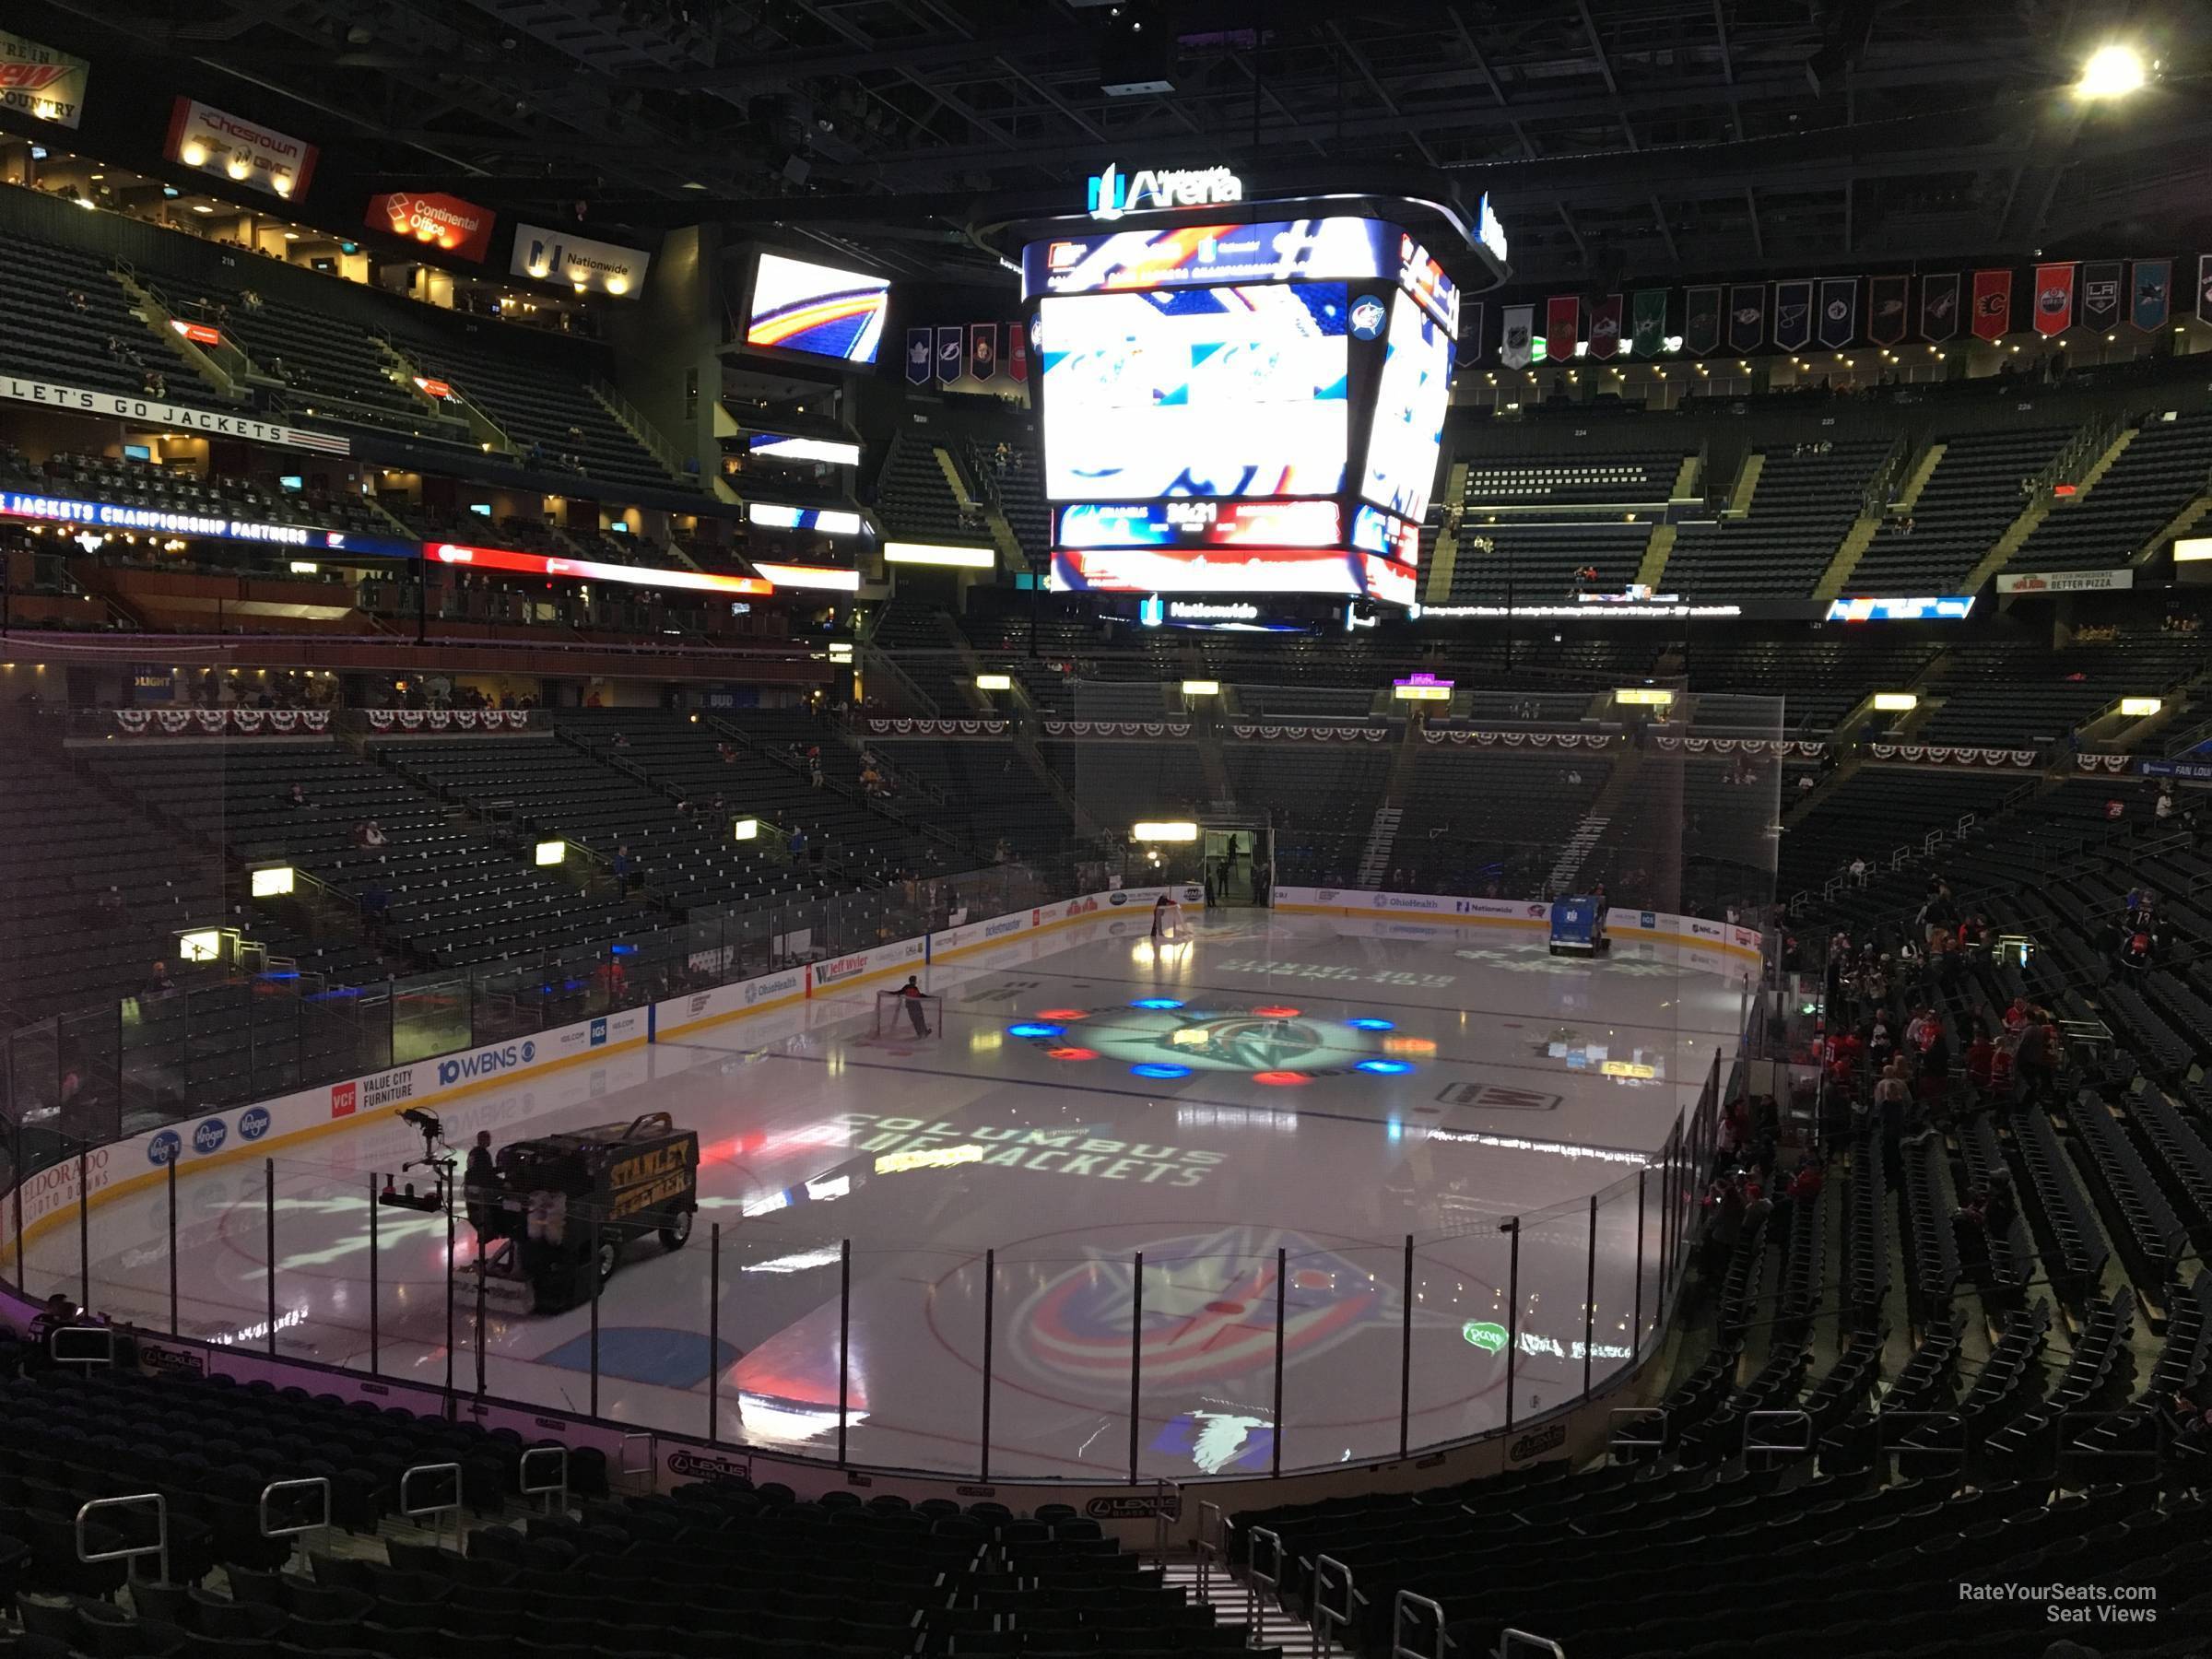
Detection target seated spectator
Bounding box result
[286,781,310,808]
[144,959,175,1000]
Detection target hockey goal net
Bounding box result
[874,988,944,1040]
[1147,899,1188,942]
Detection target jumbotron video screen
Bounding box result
[1030,218,1458,604]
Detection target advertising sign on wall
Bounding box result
[368,191,497,262]
[166,98,319,200]
[511,223,651,298]
[0,29,90,127]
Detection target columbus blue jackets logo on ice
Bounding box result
[1014,1225,1387,1384]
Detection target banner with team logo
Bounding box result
[1772,279,1813,351]
[1683,287,1722,356]
[1816,276,1856,348]
[1866,275,1909,346]
[1584,294,1621,360]
[935,325,961,385]
[1010,320,1030,382]
[2032,263,2075,336]
[2198,255,2212,327]
[1500,304,1534,369]
[1456,301,1483,366]
[2078,261,2123,333]
[1545,295,1580,359]
[2132,259,2171,332]
[904,327,931,385]
[1630,288,1667,357]
[1725,284,1763,354]
[1971,268,2013,341]
[1920,273,1959,341]
[969,322,997,382]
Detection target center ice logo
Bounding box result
[1013,1225,1387,1386]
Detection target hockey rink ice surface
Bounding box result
[43,907,1746,1480]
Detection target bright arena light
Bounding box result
[2075,44,2146,98]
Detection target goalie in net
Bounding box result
[875,975,943,1039]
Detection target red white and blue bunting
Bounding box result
[1869,743,2038,768]
[115,709,332,735]
[1420,729,1619,748]
[1229,724,1390,742]
[364,709,531,732]
[1651,737,1828,757]
[868,717,1012,736]
[1034,720,1189,739]
[2075,752,2134,773]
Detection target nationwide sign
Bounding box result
[368,191,497,263]
[0,28,90,127]
[0,372,348,454]
[166,98,318,201]
[512,223,651,298]
[1086,161,1243,221]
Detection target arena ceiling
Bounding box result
[33,0,2212,288]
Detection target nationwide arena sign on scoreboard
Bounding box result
[1028,211,1459,606]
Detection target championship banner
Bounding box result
[1867,275,1910,346]
[1500,304,1534,369]
[1817,276,1856,348]
[1630,288,1667,357]
[904,327,931,385]
[1683,287,1722,356]
[1725,284,1764,354]
[367,191,495,262]
[1585,294,1622,360]
[969,322,997,382]
[1971,268,2013,341]
[1772,280,1813,352]
[2132,259,2171,332]
[2079,261,2123,334]
[1009,320,1030,382]
[2199,255,2212,327]
[0,28,90,128]
[1920,273,1960,341]
[2032,263,2076,336]
[166,97,318,201]
[934,325,961,385]
[1545,295,1581,359]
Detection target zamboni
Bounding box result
[470,1112,700,1314]
[1548,895,1610,957]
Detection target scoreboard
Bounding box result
[1027,216,1459,606]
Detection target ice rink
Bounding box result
[39,905,1746,1481]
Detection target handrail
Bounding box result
[258,1477,331,1538]
[76,1493,167,1586]
[1606,1405,1667,1464]
[1500,1630,1565,1659]
[1312,1554,1362,1659]
[1743,1407,1814,1468]
[400,1461,463,1551]
[1392,1591,1451,1659]
[519,1444,570,1513]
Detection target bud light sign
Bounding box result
[437,1039,536,1087]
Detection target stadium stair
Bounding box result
[112,269,244,403]
[1160,1559,1314,1654]
[373,336,510,451]
[1547,749,1642,891]
[1634,521,1677,589]
[1354,805,1401,887]
[2141,488,2212,569]
[1966,423,2136,590]
[1815,441,1945,601]
[589,378,698,491]
[1720,449,1763,519]
[933,444,1022,572]
[1422,458,1470,602]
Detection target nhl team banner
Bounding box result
[1585,295,1622,360]
[904,327,931,385]
[1545,295,1580,359]
[1866,275,1910,347]
[1500,303,1534,369]
[1630,288,1667,357]
[1817,276,1856,348]
[1773,280,1813,352]
[1684,287,1722,356]
[1009,322,1030,382]
[968,323,997,382]
[934,325,961,384]
[2132,259,2171,332]
[2079,261,2123,334]
[2198,255,2212,327]
[0,28,90,128]
[1971,268,2013,341]
[1457,301,1484,366]
[1726,284,1764,354]
[2032,263,2076,337]
[166,97,319,201]
[1920,272,1960,341]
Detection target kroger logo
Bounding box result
[147,1131,182,1167]
[193,1117,229,1156]
[437,1040,536,1087]
[239,1107,271,1142]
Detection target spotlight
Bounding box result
[2075,43,2146,99]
